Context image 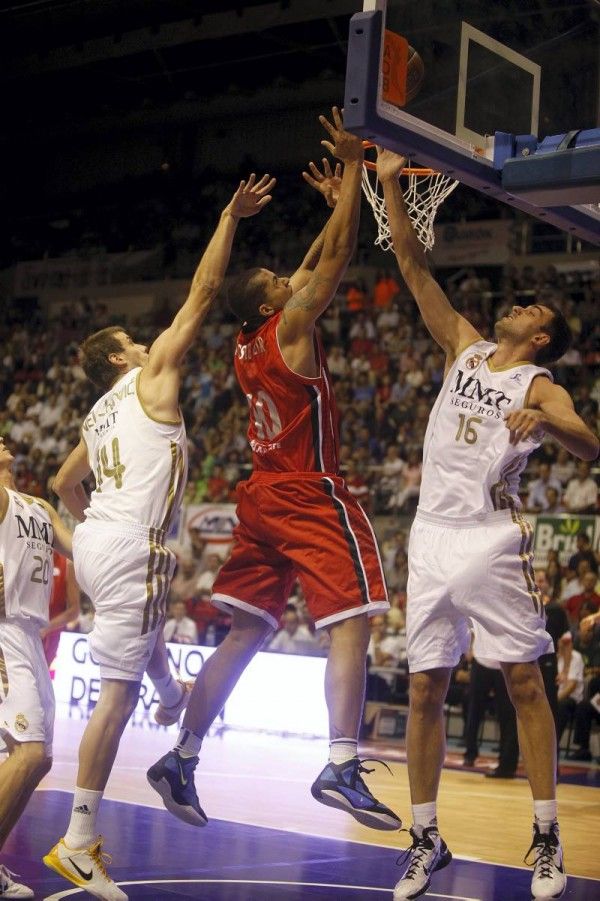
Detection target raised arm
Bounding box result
[288,159,342,293]
[376,148,480,365]
[140,173,275,420]
[277,108,364,347]
[52,439,92,523]
[505,377,599,460]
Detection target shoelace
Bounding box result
[524,833,558,880]
[395,829,434,881]
[88,838,113,881]
[352,756,394,787]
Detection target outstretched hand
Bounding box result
[376,146,407,182]
[302,158,342,208]
[319,106,364,164]
[227,173,276,219]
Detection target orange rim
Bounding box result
[362,141,439,176]
[363,159,438,175]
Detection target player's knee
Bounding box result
[228,614,272,653]
[409,671,448,713]
[504,663,545,710]
[328,614,369,651]
[13,741,49,774]
[35,753,53,780]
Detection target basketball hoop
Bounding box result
[361,142,459,252]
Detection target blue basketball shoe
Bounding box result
[311,757,402,830]
[146,750,207,827]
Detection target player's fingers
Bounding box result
[322,158,333,178]
[318,115,336,137]
[308,161,323,179]
[320,139,335,156]
[245,173,257,190]
[256,195,273,208]
[331,106,343,129]
[302,172,320,189]
[254,173,271,189]
[334,163,342,178]
[256,177,276,195]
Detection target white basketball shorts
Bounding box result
[73,519,175,681]
[0,620,55,755]
[407,508,553,673]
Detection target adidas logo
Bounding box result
[73,804,91,814]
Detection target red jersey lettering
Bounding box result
[234,313,339,474]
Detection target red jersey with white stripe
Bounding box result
[234,313,340,474]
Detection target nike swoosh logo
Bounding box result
[68,857,93,881]
[177,759,188,786]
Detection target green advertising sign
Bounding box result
[533,514,598,567]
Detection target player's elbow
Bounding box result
[51,472,67,499]
[52,469,79,500]
[578,435,599,461]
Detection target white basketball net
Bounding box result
[361,164,459,252]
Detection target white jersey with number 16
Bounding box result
[419,340,551,517]
[82,367,188,532]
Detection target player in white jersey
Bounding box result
[0,437,72,899]
[43,172,275,901]
[376,149,598,901]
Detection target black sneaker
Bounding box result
[310,757,402,830]
[526,821,566,899]
[485,767,516,779]
[393,826,452,899]
[147,750,208,827]
[566,748,592,762]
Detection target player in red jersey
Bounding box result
[41,552,81,667]
[148,109,401,832]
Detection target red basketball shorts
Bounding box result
[212,473,389,629]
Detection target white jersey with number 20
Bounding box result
[82,367,188,532]
[0,489,54,627]
[419,340,551,517]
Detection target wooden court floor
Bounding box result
[40,707,600,882]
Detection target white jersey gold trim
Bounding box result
[0,489,54,626]
[419,340,552,517]
[82,367,188,531]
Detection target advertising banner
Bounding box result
[53,633,328,737]
[532,514,597,567]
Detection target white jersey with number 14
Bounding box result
[82,367,188,532]
[419,340,551,517]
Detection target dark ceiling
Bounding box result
[1,1,597,143]
[0,1,359,135]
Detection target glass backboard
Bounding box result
[344,0,600,244]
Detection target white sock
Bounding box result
[412,801,438,834]
[152,672,183,707]
[175,727,202,759]
[328,738,358,765]
[534,799,558,833]
[64,787,103,849]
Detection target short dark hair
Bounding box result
[536,304,572,365]
[79,326,125,392]
[226,268,265,323]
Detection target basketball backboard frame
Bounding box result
[343,1,600,245]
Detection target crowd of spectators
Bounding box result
[2,229,599,760]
